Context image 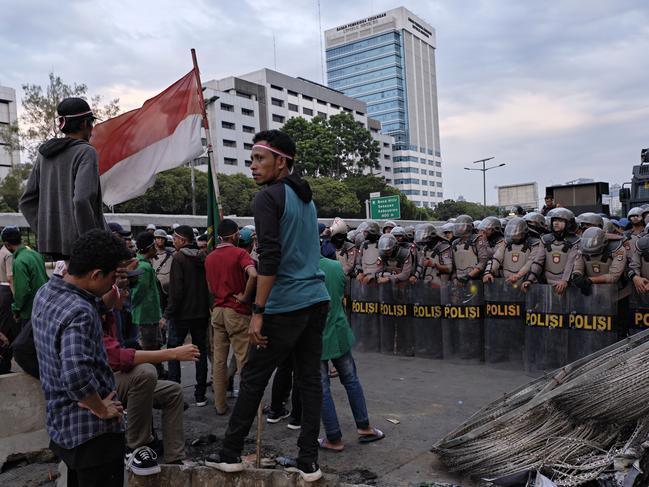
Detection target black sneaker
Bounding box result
[125,446,161,476]
[286,461,323,482]
[287,417,301,430]
[266,408,291,424]
[205,451,244,473]
[195,395,208,407]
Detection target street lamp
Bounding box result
[464,157,506,207]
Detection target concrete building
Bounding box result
[0,86,20,178]
[200,68,395,181]
[325,6,443,208]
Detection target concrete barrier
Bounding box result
[0,369,49,469]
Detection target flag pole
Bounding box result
[191,49,223,240]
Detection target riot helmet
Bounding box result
[453,214,474,238]
[499,218,508,228]
[473,220,482,228]
[635,234,649,256]
[440,222,455,240]
[347,229,358,243]
[404,226,415,242]
[628,207,643,219]
[354,230,365,248]
[364,221,381,242]
[478,216,502,234]
[504,217,528,245]
[356,221,369,234]
[578,212,603,229]
[382,221,397,233]
[378,233,398,260]
[548,207,576,235]
[524,212,547,230]
[602,218,615,234]
[580,227,607,256]
[391,226,406,242]
[414,223,438,245]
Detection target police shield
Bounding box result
[629,289,649,334]
[524,284,569,374]
[565,284,618,363]
[483,278,525,366]
[350,279,380,352]
[378,282,414,356]
[441,281,484,361]
[411,280,443,359]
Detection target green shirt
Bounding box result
[130,254,162,325]
[12,246,48,320]
[319,257,355,360]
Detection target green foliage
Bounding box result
[282,113,380,178]
[431,199,502,220]
[306,176,361,217]
[0,122,22,155]
[0,163,33,211]
[19,72,120,162]
[217,173,258,216]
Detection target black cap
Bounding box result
[57,97,96,119]
[1,226,21,245]
[217,219,239,238]
[174,225,195,243]
[135,232,155,253]
[108,222,131,237]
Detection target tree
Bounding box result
[306,176,361,217]
[281,113,380,178]
[432,199,501,220]
[19,72,120,162]
[217,173,258,216]
[0,163,33,211]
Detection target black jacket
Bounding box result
[164,245,210,320]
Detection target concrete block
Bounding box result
[0,370,48,468]
[128,464,342,487]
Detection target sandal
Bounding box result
[318,438,344,452]
[358,428,385,443]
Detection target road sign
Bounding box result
[369,191,381,199]
[370,195,401,220]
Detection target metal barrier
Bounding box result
[441,281,484,362]
[411,281,443,359]
[483,278,525,366]
[350,279,381,352]
[378,283,414,356]
[629,289,649,335]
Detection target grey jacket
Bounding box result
[19,138,108,257]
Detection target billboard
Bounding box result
[497,182,538,210]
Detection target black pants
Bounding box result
[222,302,328,465]
[167,317,208,399]
[50,433,125,487]
[271,354,302,420]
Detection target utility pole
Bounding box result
[464,157,506,207]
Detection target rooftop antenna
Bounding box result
[273,32,277,70]
[317,0,324,84]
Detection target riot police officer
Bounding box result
[376,233,415,284]
[451,215,489,282]
[391,226,408,244]
[523,212,548,239]
[625,207,645,238]
[355,221,382,284]
[329,217,357,276]
[404,226,415,244]
[484,217,541,286]
[628,234,649,293]
[577,212,604,232]
[440,222,455,242]
[524,207,580,295]
[409,223,452,286]
[571,227,626,294]
[382,221,396,234]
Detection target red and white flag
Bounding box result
[92,70,204,206]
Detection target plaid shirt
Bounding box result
[32,275,123,449]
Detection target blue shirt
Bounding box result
[32,275,122,449]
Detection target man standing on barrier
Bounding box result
[329,218,357,277]
[451,215,489,283]
[484,218,541,286]
[524,208,580,294]
[206,130,330,483]
[375,233,415,284]
[355,221,382,284]
[571,227,626,295]
[409,223,452,286]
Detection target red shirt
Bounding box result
[204,243,255,315]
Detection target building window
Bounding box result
[288,103,298,112]
[241,108,254,116]
[220,103,234,112]
[437,192,443,197]
[383,154,391,160]
[385,178,392,183]
[271,97,284,107]
[236,91,251,99]
[421,180,428,185]
[422,191,428,196]
[272,114,285,123]
[288,90,298,96]
[384,166,391,171]
[436,171,442,177]
[343,107,352,113]
[317,99,327,106]
[383,142,390,148]
[436,182,443,187]
[244,142,253,150]
[436,161,442,167]
[221,121,235,130]
[223,139,236,148]
[270,84,283,91]
[330,103,339,109]
[302,94,313,101]
[303,107,313,116]
[245,160,252,167]
[317,112,327,119]
[356,111,365,116]
[242,125,255,134]
[224,157,238,166]
[428,170,435,175]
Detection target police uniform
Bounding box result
[336,241,357,276]
[377,243,415,283]
[356,240,382,276]
[414,240,452,286]
[451,234,483,280]
[485,237,541,283]
[529,233,580,284]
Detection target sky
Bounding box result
[1,0,649,205]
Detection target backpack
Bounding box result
[11,320,40,378]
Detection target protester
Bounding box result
[102,314,199,475]
[19,98,107,260]
[204,219,257,415]
[541,195,555,216]
[207,130,330,482]
[164,224,210,407]
[317,254,384,452]
[32,229,132,486]
[1,227,48,325]
[197,233,209,252]
[130,232,166,378]
[151,229,173,311]
[0,233,16,373]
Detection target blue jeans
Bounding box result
[320,350,370,442]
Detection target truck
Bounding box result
[619,148,649,216]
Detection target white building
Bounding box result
[324,7,444,208]
[0,86,20,178]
